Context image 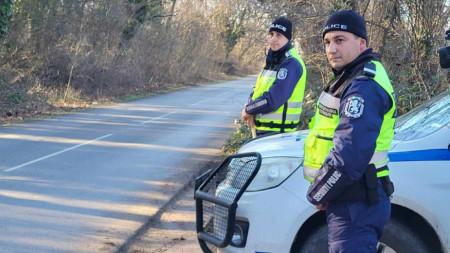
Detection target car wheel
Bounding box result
[292,219,432,253]
[292,224,328,253]
[379,218,431,253]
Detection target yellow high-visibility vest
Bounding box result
[252,48,307,133]
[303,61,396,182]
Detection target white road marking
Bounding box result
[190,97,213,106]
[140,90,234,124]
[4,134,113,172]
[140,111,178,125]
[190,91,231,106]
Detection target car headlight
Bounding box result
[246,157,302,191]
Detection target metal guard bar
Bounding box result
[194,152,262,252]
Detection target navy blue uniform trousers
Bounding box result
[326,180,390,253]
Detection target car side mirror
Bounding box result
[439,46,450,69]
[440,29,450,69]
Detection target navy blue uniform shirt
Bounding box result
[325,75,393,181]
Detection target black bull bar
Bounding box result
[194,152,262,252]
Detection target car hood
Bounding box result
[238,130,309,158]
[238,130,406,159]
[389,139,402,150]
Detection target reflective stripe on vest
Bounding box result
[257,109,303,121]
[303,151,389,181]
[318,92,340,110]
[303,60,396,182]
[261,69,277,78]
[252,48,307,132]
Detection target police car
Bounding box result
[195,91,450,253]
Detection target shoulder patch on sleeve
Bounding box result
[277,68,288,80]
[344,96,364,118]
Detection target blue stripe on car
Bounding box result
[389,149,450,162]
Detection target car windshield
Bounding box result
[394,91,450,141]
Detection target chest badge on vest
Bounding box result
[344,96,364,118]
[277,68,288,80]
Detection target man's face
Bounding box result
[269,31,289,51]
[323,30,366,70]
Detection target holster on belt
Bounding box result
[365,164,379,206]
[380,173,395,197]
[332,164,379,205]
[332,179,366,203]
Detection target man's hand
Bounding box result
[241,108,255,128]
[314,203,328,210]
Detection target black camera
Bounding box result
[439,29,450,69]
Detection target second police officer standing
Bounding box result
[241,17,307,136]
[304,10,396,252]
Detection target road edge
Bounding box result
[115,155,225,253]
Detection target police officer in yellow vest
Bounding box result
[241,17,306,136]
[304,10,396,252]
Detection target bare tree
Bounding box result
[0,0,448,119]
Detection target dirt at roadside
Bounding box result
[124,155,227,253]
[128,186,202,253]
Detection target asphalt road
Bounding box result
[0,76,255,253]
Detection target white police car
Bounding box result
[195,91,450,253]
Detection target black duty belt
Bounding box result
[332,165,394,205]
